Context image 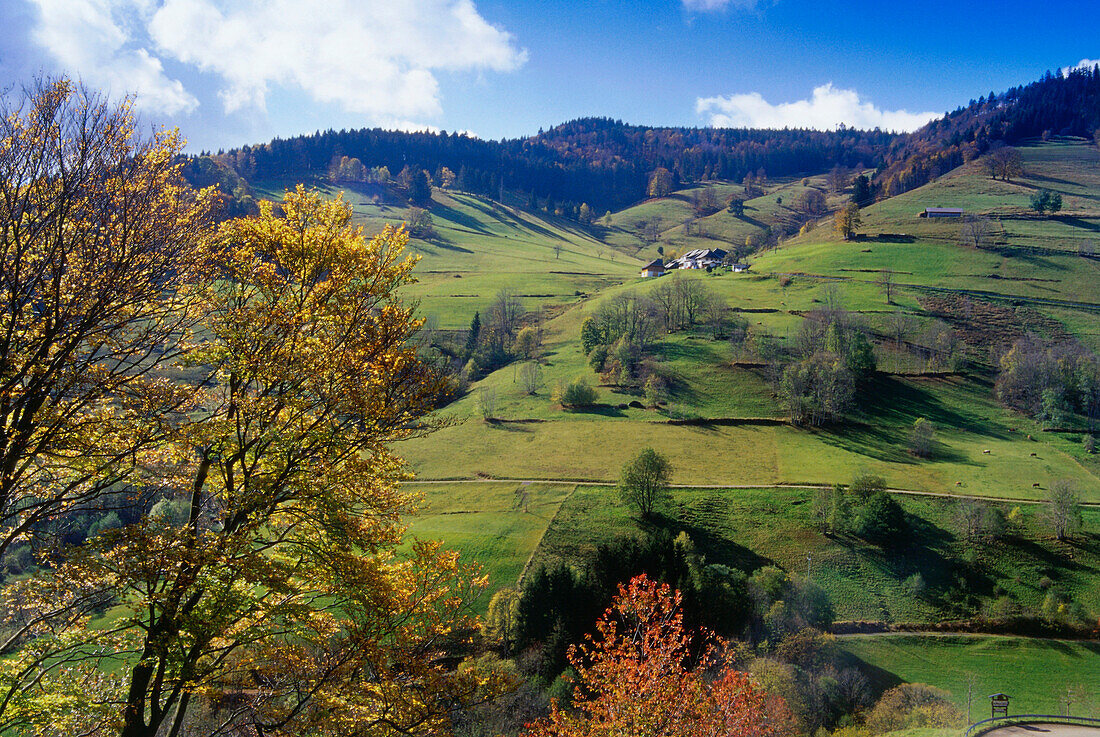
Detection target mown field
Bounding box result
[402,481,577,604]
[839,634,1100,716]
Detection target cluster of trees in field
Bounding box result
[811,473,910,548]
[435,291,546,402]
[996,335,1100,430]
[735,303,875,427]
[579,276,736,405]
[487,535,877,735]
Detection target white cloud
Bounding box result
[28,0,198,115]
[26,0,526,122]
[1061,58,1100,77]
[682,0,760,10]
[148,0,526,117]
[696,83,938,133]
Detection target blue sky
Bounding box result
[1,0,1095,153]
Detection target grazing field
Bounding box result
[839,634,1100,716]
[402,481,576,600]
[254,180,641,329]
[390,142,1100,499]
[527,485,1100,624]
[754,141,1100,311]
[402,368,1100,499]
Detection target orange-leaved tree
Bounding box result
[525,574,794,737]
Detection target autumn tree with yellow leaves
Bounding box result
[0,80,504,736]
[0,77,217,567]
[833,203,862,241]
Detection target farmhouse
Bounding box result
[640,259,667,278]
[666,248,727,270]
[919,207,964,218]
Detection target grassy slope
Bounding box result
[529,485,1100,623]
[754,140,1100,305]
[378,147,1100,714]
[839,634,1100,716]
[254,180,641,329]
[402,481,576,607]
[399,141,1100,497]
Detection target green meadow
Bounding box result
[388,140,1100,501]
[526,485,1100,623]
[838,634,1100,716]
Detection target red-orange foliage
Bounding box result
[525,574,793,737]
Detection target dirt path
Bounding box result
[980,723,1100,737]
[403,478,1100,506]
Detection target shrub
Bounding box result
[643,374,664,407]
[553,378,598,408]
[866,684,963,733]
[989,595,1021,619]
[902,572,926,596]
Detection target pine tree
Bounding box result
[466,311,481,352]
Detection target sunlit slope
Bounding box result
[400,266,1100,498]
[753,140,1100,311]
[253,181,642,328]
[603,175,849,262]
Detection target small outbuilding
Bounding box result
[730,263,750,273]
[640,259,667,278]
[919,207,964,218]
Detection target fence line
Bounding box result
[964,714,1100,737]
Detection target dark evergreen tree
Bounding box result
[851,174,873,206]
[465,311,481,353]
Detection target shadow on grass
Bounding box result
[867,374,1006,437]
[568,404,627,417]
[1057,216,1100,232]
[836,652,904,698]
[736,213,769,230]
[431,202,494,235]
[485,421,534,433]
[642,507,774,573]
[1008,536,1095,576]
[420,234,475,254]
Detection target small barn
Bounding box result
[640,259,667,278]
[919,207,964,218]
